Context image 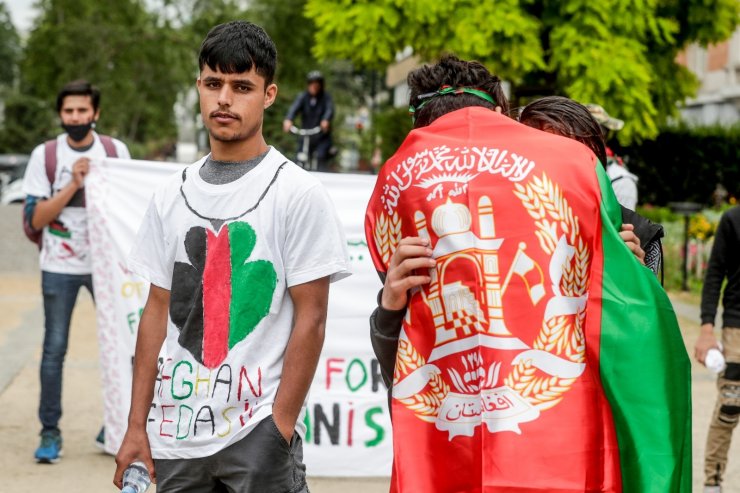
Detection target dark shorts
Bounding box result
[154,416,308,493]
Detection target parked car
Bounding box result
[0,154,29,205]
[1,178,24,204]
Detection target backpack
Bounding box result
[22,135,119,247]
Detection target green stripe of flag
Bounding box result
[596,165,692,492]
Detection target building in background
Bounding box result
[679,28,740,125]
[386,47,420,108]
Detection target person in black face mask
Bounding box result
[21,79,131,464]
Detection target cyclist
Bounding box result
[283,70,334,171]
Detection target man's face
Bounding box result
[59,95,98,125]
[197,66,277,143]
[307,81,321,96]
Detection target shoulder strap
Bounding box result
[99,135,119,158]
[44,139,57,191]
[610,174,637,185]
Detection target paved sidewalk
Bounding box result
[0,269,737,491]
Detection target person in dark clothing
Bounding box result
[370,95,664,393]
[282,70,334,171]
[695,205,740,492]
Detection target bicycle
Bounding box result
[289,125,322,171]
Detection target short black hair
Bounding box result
[518,96,607,167]
[56,80,100,113]
[198,21,277,86]
[407,55,509,128]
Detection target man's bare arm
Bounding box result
[272,276,330,442]
[31,158,89,230]
[113,285,170,489]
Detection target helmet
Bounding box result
[306,70,324,83]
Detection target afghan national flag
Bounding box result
[364,107,691,492]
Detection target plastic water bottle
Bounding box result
[705,342,726,374]
[121,461,151,493]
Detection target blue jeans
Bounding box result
[39,271,94,432]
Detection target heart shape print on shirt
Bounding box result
[169,221,277,368]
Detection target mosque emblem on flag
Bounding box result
[379,173,591,439]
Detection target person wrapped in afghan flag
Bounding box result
[364,55,690,492]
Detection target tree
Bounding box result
[20,0,193,151]
[306,0,740,142]
[0,92,56,153]
[0,1,20,88]
[246,0,376,165]
[248,0,318,90]
[0,3,49,153]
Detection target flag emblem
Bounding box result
[384,173,590,439]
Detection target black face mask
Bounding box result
[62,121,94,142]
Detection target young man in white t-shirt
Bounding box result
[22,80,130,463]
[114,21,350,492]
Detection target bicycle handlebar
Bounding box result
[289,125,322,136]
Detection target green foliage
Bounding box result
[0,2,20,87]
[248,0,391,167]
[636,205,680,224]
[547,1,664,142]
[682,0,740,45]
[372,105,413,163]
[622,124,740,206]
[178,0,249,51]
[0,91,56,153]
[305,1,402,71]
[306,0,543,81]
[20,0,193,147]
[249,0,318,91]
[306,0,740,143]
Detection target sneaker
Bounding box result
[34,430,62,464]
[95,426,105,451]
[704,486,721,493]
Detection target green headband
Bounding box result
[409,85,497,122]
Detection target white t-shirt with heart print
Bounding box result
[128,147,350,459]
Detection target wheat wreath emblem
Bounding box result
[373,211,402,267]
[395,172,590,420]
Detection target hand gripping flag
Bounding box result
[364,107,691,493]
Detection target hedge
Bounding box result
[617,124,740,206]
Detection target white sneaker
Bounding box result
[703,486,721,493]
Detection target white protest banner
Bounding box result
[86,158,185,458]
[299,172,392,476]
[86,158,391,476]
